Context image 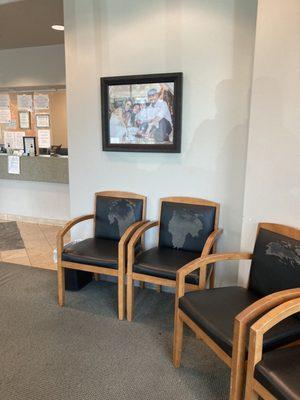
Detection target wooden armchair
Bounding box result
[173,223,300,400]
[57,191,147,320]
[245,296,300,400]
[126,196,221,321]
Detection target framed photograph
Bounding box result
[23,136,37,156]
[18,111,31,129]
[36,114,50,128]
[101,73,183,153]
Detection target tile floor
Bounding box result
[0,220,70,270]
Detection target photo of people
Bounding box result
[108,82,175,145]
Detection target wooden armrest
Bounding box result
[245,296,300,396]
[57,214,94,239]
[232,287,300,395]
[176,252,252,298]
[177,252,252,281]
[201,228,223,257]
[119,220,149,248]
[117,220,149,274]
[235,287,300,324]
[128,220,159,249]
[56,214,94,256]
[251,295,300,337]
[127,220,159,269]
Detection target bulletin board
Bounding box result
[0,89,67,151]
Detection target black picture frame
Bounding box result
[23,136,37,156]
[101,72,183,153]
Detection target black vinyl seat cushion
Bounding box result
[62,238,119,269]
[133,247,201,284]
[179,287,300,356]
[255,346,300,400]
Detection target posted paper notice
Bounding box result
[8,155,20,175]
[0,108,11,124]
[4,131,25,150]
[0,94,10,108]
[38,129,51,148]
[34,94,49,110]
[17,94,33,110]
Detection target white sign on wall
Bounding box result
[4,131,25,150]
[17,94,33,110]
[0,94,10,108]
[38,129,51,148]
[34,94,49,110]
[0,108,11,124]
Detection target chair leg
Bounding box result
[244,353,259,400]
[118,272,125,320]
[230,365,246,400]
[245,387,259,400]
[127,274,134,321]
[57,265,65,306]
[230,322,247,400]
[173,310,184,368]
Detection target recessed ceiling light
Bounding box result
[52,25,64,31]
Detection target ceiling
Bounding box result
[0,0,64,50]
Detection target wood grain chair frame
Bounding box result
[126,196,222,321]
[245,296,300,400]
[57,191,147,320]
[173,223,300,400]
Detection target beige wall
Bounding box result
[50,91,68,148]
[64,0,258,285]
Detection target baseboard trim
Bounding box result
[0,214,68,226]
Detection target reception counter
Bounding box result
[0,154,69,184]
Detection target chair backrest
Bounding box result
[249,223,300,298]
[94,191,146,240]
[158,197,219,253]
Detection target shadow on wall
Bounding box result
[186,79,250,228]
[186,79,251,284]
[239,77,300,287]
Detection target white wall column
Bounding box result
[239,0,300,285]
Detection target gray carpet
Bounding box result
[0,262,229,400]
[0,222,24,251]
